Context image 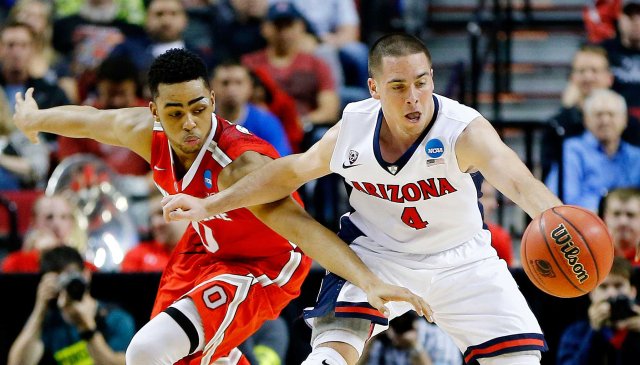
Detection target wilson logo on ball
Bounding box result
[550,224,589,284]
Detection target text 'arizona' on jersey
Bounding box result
[151,114,303,261]
[330,94,486,256]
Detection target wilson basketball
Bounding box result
[520,205,614,298]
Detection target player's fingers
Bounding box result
[371,298,390,318]
[25,87,34,100]
[169,209,190,221]
[162,197,178,222]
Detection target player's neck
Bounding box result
[379,118,425,161]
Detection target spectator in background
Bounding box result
[602,188,640,265]
[546,89,640,211]
[242,1,339,131]
[0,20,69,138]
[479,180,513,266]
[239,317,290,365]
[274,0,370,104]
[0,85,49,190]
[110,0,214,84]
[2,194,86,273]
[600,1,640,145]
[52,0,146,101]
[249,67,303,152]
[211,60,292,156]
[213,0,269,62]
[7,0,79,102]
[53,0,146,26]
[121,195,186,272]
[57,56,150,177]
[360,311,463,365]
[543,45,614,178]
[557,256,640,365]
[7,246,135,365]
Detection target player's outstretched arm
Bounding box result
[13,88,153,161]
[234,152,431,319]
[162,122,341,221]
[456,117,562,218]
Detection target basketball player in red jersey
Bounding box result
[12,49,429,365]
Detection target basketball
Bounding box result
[520,205,614,298]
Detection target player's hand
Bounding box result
[162,193,210,222]
[365,283,433,322]
[13,87,41,144]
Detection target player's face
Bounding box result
[570,52,612,96]
[151,79,214,160]
[604,197,640,248]
[369,53,434,131]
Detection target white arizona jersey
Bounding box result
[330,94,486,255]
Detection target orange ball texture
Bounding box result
[520,205,614,298]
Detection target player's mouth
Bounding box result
[184,136,200,147]
[404,111,422,122]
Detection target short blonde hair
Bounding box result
[583,88,627,116]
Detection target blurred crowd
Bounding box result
[0,0,640,364]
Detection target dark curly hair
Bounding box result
[148,48,210,99]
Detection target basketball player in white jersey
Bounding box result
[162,34,564,365]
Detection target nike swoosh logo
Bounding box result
[154,166,166,171]
[322,361,330,365]
[342,163,362,169]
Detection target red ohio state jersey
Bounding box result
[151,115,303,261]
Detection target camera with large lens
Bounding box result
[608,294,636,323]
[58,271,87,301]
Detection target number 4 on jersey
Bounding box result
[401,207,429,230]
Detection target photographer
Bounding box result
[360,311,462,365]
[557,257,640,365]
[7,246,135,365]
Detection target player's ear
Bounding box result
[369,78,380,100]
[149,101,158,121]
[210,89,216,110]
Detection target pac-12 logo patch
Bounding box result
[348,149,359,164]
[204,170,213,189]
[426,139,444,158]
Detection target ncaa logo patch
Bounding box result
[425,138,444,158]
[235,125,251,135]
[204,170,213,189]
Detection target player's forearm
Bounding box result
[256,201,382,293]
[207,155,304,215]
[28,105,103,139]
[509,178,562,218]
